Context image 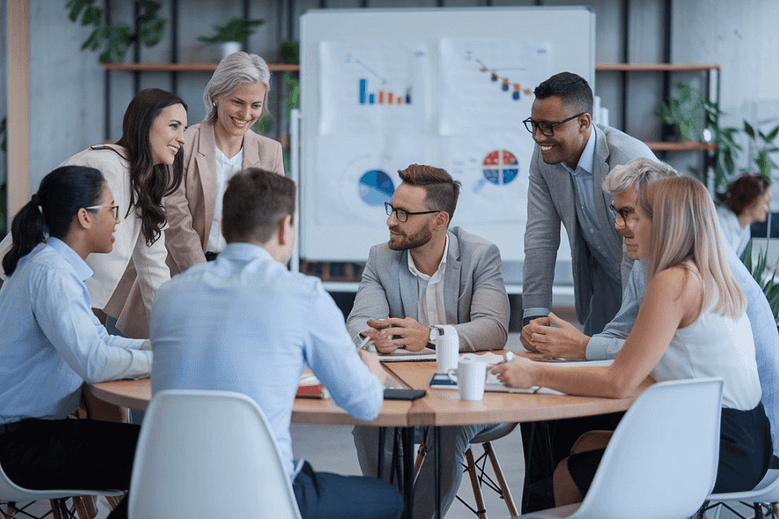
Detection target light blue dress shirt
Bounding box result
[149,242,384,481]
[587,250,779,455]
[0,238,151,424]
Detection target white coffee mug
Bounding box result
[447,360,487,401]
[435,325,459,373]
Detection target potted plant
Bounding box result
[740,240,779,323]
[198,17,264,58]
[66,0,166,64]
[656,82,709,142]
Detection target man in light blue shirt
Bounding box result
[524,158,779,464]
[150,168,403,519]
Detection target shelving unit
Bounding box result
[102,63,300,73]
[595,62,721,184]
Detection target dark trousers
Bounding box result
[293,460,404,519]
[0,418,140,519]
[520,412,625,512]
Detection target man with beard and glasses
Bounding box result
[347,163,510,519]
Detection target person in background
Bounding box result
[150,168,403,519]
[717,174,772,257]
[497,176,772,504]
[0,166,152,519]
[347,164,510,519]
[1,88,186,342]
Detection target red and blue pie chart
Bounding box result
[482,150,519,185]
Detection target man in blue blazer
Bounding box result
[519,72,656,512]
[347,163,510,519]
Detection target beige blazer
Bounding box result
[117,122,285,338]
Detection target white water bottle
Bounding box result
[435,325,460,373]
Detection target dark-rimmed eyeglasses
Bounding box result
[610,202,637,227]
[522,112,585,136]
[384,202,440,223]
[85,204,120,220]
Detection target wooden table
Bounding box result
[88,356,646,518]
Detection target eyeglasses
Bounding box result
[522,112,585,136]
[384,202,440,223]
[610,202,637,227]
[85,204,120,220]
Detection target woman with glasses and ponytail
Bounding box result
[0,166,151,519]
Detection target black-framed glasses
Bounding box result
[522,112,586,136]
[85,204,120,220]
[610,202,636,227]
[384,202,440,223]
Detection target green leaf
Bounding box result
[744,121,756,138]
[198,17,264,45]
[66,0,91,22]
[82,4,102,26]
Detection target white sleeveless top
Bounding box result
[651,307,761,410]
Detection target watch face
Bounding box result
[429,326,441,342]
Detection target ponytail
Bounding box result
[2,197,48,275]
[2,166,106,275]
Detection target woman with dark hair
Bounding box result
[717,174,772,257]
[0,88,187,338]
[0,166,151,519]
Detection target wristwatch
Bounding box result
[429,325,444,344]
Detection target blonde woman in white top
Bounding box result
[495,176,772,505]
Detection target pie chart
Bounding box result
[358,170,395,206]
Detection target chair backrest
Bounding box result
[0,451,124,503]
[575,378,723,519]
[128,389,303,519]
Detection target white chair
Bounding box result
[0,459,123,519]
[701,469,779,518]
[515,378,724,519]
[128,389,302,519]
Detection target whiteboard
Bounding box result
[299,7,595,263]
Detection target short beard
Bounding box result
[388,223,433,251]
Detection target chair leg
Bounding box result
[105,493,125,511]
[484,442,518,516]
[50,498,69,519]
[413,444,426,478]
[72,496,97,519]
[4,501,18,519]
[465,448,488,519]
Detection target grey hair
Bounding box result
[603,157,678,197]
[203,51,271,122]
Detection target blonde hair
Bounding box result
[203,51,271,123]
[639,176,745,320]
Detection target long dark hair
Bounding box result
[3,166,106,275]
[115,88,186,246]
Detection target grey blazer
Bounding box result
[522,124,656,334]
[347,227,510,352]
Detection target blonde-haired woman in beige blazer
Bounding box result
[118,52,284,338]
